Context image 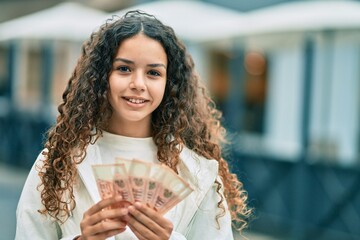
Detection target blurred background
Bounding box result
[1,0,360,239]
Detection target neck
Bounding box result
[107,119,152,138]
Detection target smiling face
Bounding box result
[107,33,167,137]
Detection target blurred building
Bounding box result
[0,0,360,240]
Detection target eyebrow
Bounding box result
[113,57,167,69]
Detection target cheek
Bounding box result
[108,76,125,94]
[107,84,115,102]
[108,76,115,93]
[157,82,167,101]
[107,79,120,104]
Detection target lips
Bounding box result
[122,97,149,104]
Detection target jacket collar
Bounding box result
[76,143,102,203]
[176,146,219,233]
[178,146,218,196]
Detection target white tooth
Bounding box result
[127,98,145,104]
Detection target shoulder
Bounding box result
[33,149,48,169]
[17,150,48,220]
[19,149,48,194]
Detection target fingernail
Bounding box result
[134,202,142,208]
[128,205,135,212]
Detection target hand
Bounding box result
[79,196,128,240]
[125,202,174,240]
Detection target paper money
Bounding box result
[146,164,166,208]
[159,184,193,214]
[113,164,133,205]
[92,164,116,200]
[92,158,193,214]
[128,159,151,202]
[153,165,192,213]
[115,157,132,172]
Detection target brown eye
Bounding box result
[117,66,131,72]
[148,70,160,76]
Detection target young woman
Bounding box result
[16,11,250,240]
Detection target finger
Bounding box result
[83,219,126,236]
[86,207,129,226]
[128,224,149,240]
[94,227,126,239]
[127,217,155,240]
[127,206,158,237]
[85,196,122,216]
[133,202,173,230]
[127,205,170,239]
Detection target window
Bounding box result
[16,41,42,111]
[208,49,267,134]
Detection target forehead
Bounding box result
[115,34,167,64]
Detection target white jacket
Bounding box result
[15,143,234,240]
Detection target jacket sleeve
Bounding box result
[169,231,187,240]
[15,154,62,240]
[185,178,234,240]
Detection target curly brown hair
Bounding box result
[39,10,251,231]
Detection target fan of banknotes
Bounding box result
[92,158,193,214]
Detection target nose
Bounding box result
[130,72,146,92]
